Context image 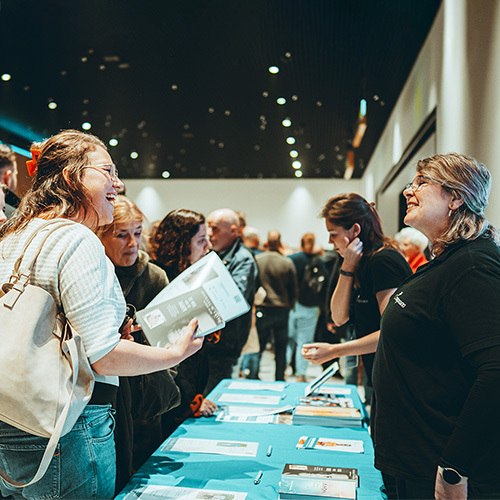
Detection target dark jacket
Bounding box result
[256,249,298,309]
[208,238,258,357]
[113,250,181,492]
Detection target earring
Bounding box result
[448,204,454,217]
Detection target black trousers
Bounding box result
[256,307,289,381]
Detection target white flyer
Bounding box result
[225,380,286,392]
[147,252,249,322]
[216,393,282,405]
[161,437,259,457]
[123,484,247,500]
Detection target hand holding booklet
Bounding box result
[136,252,250,348]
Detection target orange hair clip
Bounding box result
[26,148,40,176]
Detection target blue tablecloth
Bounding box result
[117,380,386,499]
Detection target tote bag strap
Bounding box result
[3,220,76,309]
[0,220,84,487]
[0,335,81,487]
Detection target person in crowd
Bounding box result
[242,226,262,255]
[149,208,219,431]
[206,208,258,393]
[97,195,180,492]
[254,230,298,381]
[0,183,8,226]
[301,194,411,389]
[394,226,429,272]
[286,233,327,382]
[0,144,20,218]
[0,130,203,500]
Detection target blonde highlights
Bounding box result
[416,153,497,254]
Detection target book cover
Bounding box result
[279,478,356,499]
[297,396,354,408]
[282,464,358,483]
[137,287,224,348]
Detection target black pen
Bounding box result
[266,445,272,457]
[254,470,263,484]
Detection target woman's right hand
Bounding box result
[302,342,340,364]
[170,319,204,360]
[341,237,364,272]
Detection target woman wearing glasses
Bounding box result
[372,154,500,500]
[0,130,203,499]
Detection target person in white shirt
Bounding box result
[0,129,203,500]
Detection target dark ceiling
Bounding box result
[0,0,441,180]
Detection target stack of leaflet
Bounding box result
[292,396,363,427]
[278,463,358,500]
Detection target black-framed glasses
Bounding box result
[84,162,120,181]
[404,175,433,193]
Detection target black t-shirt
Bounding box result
[372,236,500,489]
[353,248,411,383]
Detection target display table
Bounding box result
[116,380,385,499]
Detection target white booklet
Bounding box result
[161,437,259,457]
[304,361,340,396]
[123,484,247,500]
[137,252,250,347]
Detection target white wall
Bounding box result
[368,0,500,233]
[124,178,363,250]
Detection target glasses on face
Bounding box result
[85,162,120,181]
[404,175,434,193]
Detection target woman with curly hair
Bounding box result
[150,209,218,433]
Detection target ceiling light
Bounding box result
[282,118,292,127]
[291,95,298,101]
[208,107,215,113]
[171,84,178,90]
[48,102,57,109]
[130,152,138,159]
[81,122,91,130]
[286,137,295,145]
[292,161,301,169]
[295,170,303,178]
[277,97,286,105]
[109,139,118,147]
[162,171,170,179]
[268,66,279,74]
[285,52,292,58]
[344,150,354,180]
[262,91,269,97]
[289,150,298,158]
[1,74,11,81]
[360,99,367,117]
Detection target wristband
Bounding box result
[339,269,355,277]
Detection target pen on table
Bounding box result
[281,394,286,400]
[254,470,263,484]
[266,445,272,457]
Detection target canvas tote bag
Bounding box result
[0,220,94,487]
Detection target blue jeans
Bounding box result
[0,405,116,500]
[287,302,319,376]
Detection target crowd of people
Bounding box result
[0,131,499,500]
